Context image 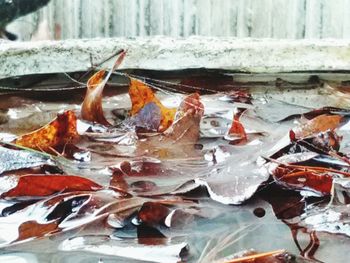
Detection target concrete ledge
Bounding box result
[1,37,350,78]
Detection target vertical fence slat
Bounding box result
[236,0,252,37]
[305,0,322,38]
[321,0,345,38]
[183,0,196,36]
[342,0,350,38]
[251,0,273,38]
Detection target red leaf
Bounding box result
[138,202,170,226]
[274,168,333,195]
[1,174,103,198]
[227,109,247,143]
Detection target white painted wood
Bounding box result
[6,0,350,40]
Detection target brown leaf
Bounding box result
[81,70,110,125]
[81,51,126,125]
[137,93,204,158]
[17,220,59,241]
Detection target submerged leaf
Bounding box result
[0,174,103,198]
[0,146,50,174]
[137,93,204,158]
[14,110,79,153]
[59,235,188,263]
[194,163,269,205]
[129,78,177,131]
[174,93,204,121]
[266,153,350,195]
[17,221,59,242]
[274,168,333,195]
[294,114,343,139]
[124,102,161,131]
[0,191,124,245]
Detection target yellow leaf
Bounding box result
[15,110,79,153]
[129,78,176,131]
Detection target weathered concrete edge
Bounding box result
[1,37,350,78]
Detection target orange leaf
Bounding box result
[228,110,247,142]
[294,114,343,139]
[129,78,176,131]
[1,174,103,198]
[15,110,79,153]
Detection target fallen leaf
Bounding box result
[129,78,176,131]
[81,70,110,125]
[0,174,103,198]
[138,202,170,226]
[14,110,79,153]
[59,235,188,263]
[137,93,204,158]
[221,250,284,263]
[294,114,343,139]
[266,153,348,195]
[0,146,50,174]
[17,220,59,241]
[226,109,247,143]
[273,167,333,195]
[174,93,204,120]
[123,102,161,131]
[81,50,126,126]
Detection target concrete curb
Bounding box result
[1,37,350,78]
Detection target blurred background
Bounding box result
[4,0,350,41]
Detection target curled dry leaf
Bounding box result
[0,174,103,198]
[129,78,177,131]
[81,50,126,126]
[14,110,79,153]
[81,70,110,126]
